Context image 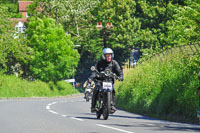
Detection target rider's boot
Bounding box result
[91,95,97,113]
[110,105,117,114]
[91,106,96,113]
[110,93,117,114]
[91,88,98,112]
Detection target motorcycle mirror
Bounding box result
[91,66,96,71]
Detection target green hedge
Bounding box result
[116,50,200,123]
[0,74,79,98]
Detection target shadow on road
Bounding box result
[110,114,159,121]
[76,113,99,120]
[76,116,98,120]
[156,124,200,132]
[105,121,200,132]
[79,112,200,132]
[78,112,161,121]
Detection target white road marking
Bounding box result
[70,117,84,121]
[46,106,50,110]
[48,110,58,114]
[46,100,84,122]
[46,99,134,132]
[96,124,134,133]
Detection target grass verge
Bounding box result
[116,50,200,123]
[0,74,79,98]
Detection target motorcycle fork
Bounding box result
[96,91,103,111]
[103,90,112,105]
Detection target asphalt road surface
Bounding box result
[0,95,200,133]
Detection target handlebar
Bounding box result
[90,66,122,81]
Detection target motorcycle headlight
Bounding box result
[105,69,111,76]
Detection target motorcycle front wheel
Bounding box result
[86,91,90,102]
[103,91,111,120]
[96,96,102,119]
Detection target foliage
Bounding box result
[0,0,199,111]
[0,0,22,18]
[41,0,98,36]
[56,81,77,94]
[27,0,42,18]
[30,0,198,82]
[38,0,101,55]
[101,0,199,79]
[36,0,102,81]
[0,0,200,82]
[92,0,200,58]
[0,72,78,97]
[25,17,80,82]
[115,49,200,123]
[0,6,29,74]
[0,0,17,3]
[166,1,200,45]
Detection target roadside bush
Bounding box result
[56,81,78,95]
[0,73,79,98]
[116,50,200,123]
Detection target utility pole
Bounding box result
[96,22,113,48]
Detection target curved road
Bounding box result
[0,95,200,133]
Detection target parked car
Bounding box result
[64,79,76,87]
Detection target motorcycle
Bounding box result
[90,66,118,120]
[85,81,94,102]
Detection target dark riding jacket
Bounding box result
[89,59,123,83]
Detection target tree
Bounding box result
[0,0,22,18]
[25,17,80,82]
[42,0,98,35]
[40,0,102,57]
[0,6,29,74]
[166,0,200,45]
[133,0,200,50]
[38,0,102,81]
[28,0,200,82]
[92,0,143,62]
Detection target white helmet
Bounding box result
[102,48,114,60]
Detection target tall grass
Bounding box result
[116,50,200,123]
[0,73,79,98]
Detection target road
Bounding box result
[0,95,200,133]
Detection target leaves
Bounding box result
[26,17,80,82]
[1,0,200,82]
[166,1,200,45]
[116,50,200,121]
[0,7,29,74]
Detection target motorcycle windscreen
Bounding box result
[103,82,112,90]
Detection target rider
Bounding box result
[89,48,123,113]
[83,79,95,98]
